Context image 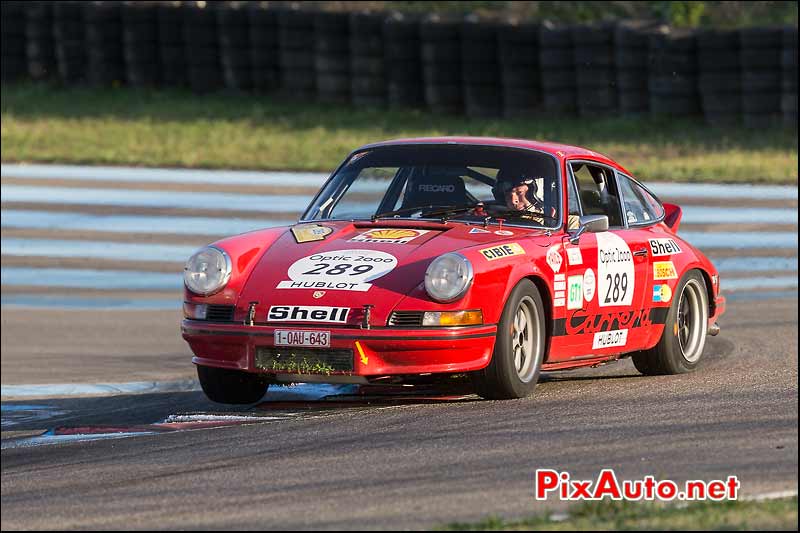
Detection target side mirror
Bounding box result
[569,215,609,245]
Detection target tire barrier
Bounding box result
[277,5,315,99]
[218,3,252,92]
[158,3,187,88]
[697,29,741,125]
[25,1,56,81]
[122,2,158,87]
[2,1,27,82]
[573,22,617,116]
[350,11,387,108]
[85,1,123,87]
[499,20,541,117]
[421,14,463,114]
[183,2,222,94]
[461,17,502,118]
[249,4,279,93]
[540,23,577,114]
[384,12,424,109]
[740,27,784,128]
[783,27,798,128]
[315,11,350,104]
[52,1,87,84]
[614,20,658,115]
[649,28,699,116]
[3,2,798,126]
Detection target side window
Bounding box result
[617,173,664,225]
[570,162,624,227]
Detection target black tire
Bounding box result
[632,270,709,375]
[472,279,546,400]
[197,365,270,404]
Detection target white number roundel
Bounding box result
[279,249,398,292]
[596,232,635,307]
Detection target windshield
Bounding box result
[302,145,561,228]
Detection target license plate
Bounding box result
[274,330,330,348]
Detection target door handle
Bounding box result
[633,248,648,257]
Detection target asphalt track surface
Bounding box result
[1,165,798,529]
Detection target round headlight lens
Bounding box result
[424,253,474,303]
[184,246,232,296]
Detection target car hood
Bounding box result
[236,220,551,327]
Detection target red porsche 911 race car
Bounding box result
[182,137,725,403]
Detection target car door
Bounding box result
[551,161,651,360]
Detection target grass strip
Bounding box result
[2,82,797,184]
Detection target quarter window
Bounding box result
[617,173,664,225]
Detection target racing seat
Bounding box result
[401,171,471,210]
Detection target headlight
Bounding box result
[424,253,473,303]
[184,246,232,296]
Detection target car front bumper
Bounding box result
[182,319,497,379]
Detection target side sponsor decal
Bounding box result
[652,284,673,303]
[469,227,491,234]
[554,276,566,307]
[566,247,583,266]
[649,238,682,257]
[554,291,566,307]
[277,249,397,292]
[268,306,349,323]
[291,224,332,243]
[653,261,678,280]
[547,245,563,273]
[349,228,429,244]
[568,275,583,310]
[479,242,525,261]
[593,329,628,349]
[553,307,667,336]
[583,268,596,302]
[596,232,634,307]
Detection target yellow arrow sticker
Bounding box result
[355,341,368,366]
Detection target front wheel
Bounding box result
[472,279,546,400]
[197,365,270,404]
[632,270,709,375]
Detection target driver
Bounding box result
[498,174,545,215]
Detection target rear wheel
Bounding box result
[633,270,709,375]
[197,365,270,404]
[472,279,546,399]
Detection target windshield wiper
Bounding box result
[490,206,561,224]
[420,204,482,222]
[371,204,462,221]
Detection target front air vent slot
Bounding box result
[205,305,235,322]
[388,311,424,327]
[255,347,354,373]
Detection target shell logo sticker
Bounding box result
[653,261,678,280]
[349,228,429,244]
